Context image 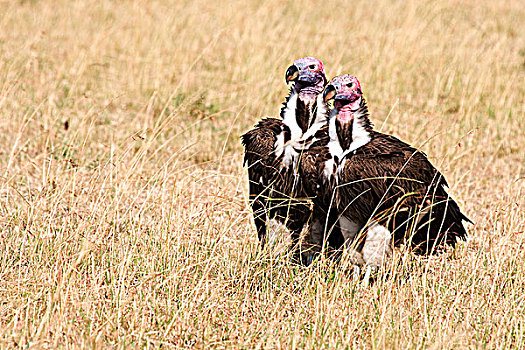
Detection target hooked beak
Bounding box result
[323,84,336,102]
[285,65,299,83]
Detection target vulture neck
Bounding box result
[280,87,328,141]
[275,88,329,170]
[328,97,373,160]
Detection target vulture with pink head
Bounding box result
[300,75,472,270]
[241,57,343,257]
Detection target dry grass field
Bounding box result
[0,0,524,348]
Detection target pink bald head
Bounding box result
[285,57,327,95]
[324,75,364,123]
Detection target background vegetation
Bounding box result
[0,0,523,347]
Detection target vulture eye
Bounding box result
[346,82,353,88]
[309,64,316,70]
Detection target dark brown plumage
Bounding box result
[241,116,309,246]
[337,130,470,252]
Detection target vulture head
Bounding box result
[324,75,372,152]
[324,75,363,122]
[285,57,327,96]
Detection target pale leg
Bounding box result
[361,222,392,286]
[339,217,365,276]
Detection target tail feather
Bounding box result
[409,185,471,254]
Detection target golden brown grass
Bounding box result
[0,0,524,348]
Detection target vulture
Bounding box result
[241,57,342,258]
[300,74,472,274]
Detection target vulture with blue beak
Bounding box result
[241,57,343,256]
[300,75,472,273]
